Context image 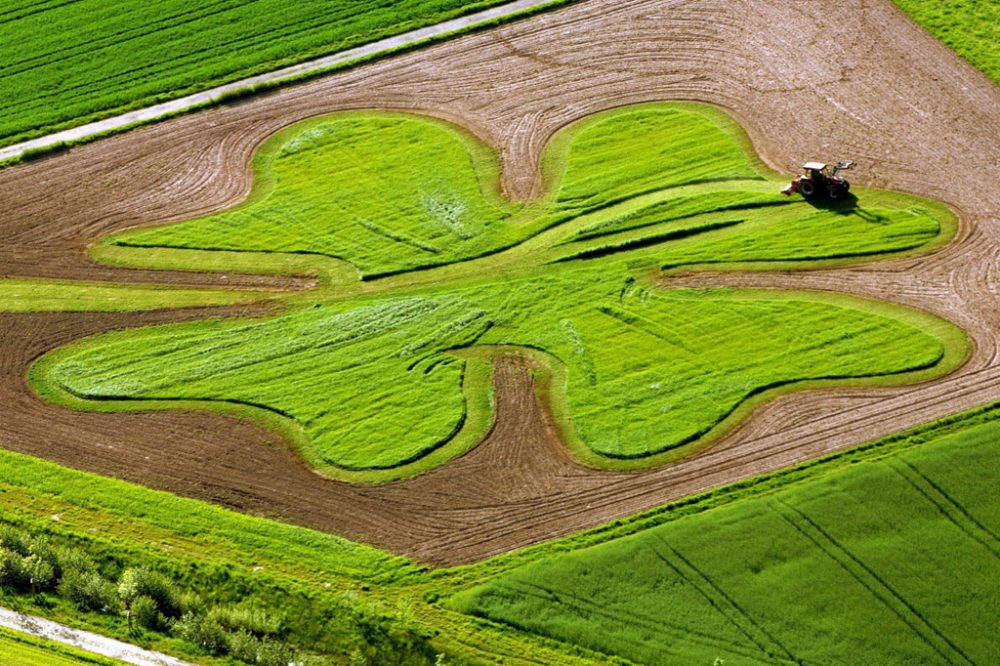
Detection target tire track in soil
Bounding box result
[1,0,998,565]
[770,499,973,665]
[645,536,796,662]
[886,459,1000,560]
[501,579,768,661]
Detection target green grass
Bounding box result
[37,279,958,473]
[452,409,1000,665]
[0,627,124,666]
[893,0,1000,84]
[1,398,998,664]
[0,451,430,663]
[0,0,529,149]
[0,446,569,664]
[0,278,270,312]
[33,103,964,482]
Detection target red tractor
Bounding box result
[781,160,854,199]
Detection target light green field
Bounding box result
[0,627,123,666]
[452,408,1000,665]
[33,103,964,482]
[893,0,999,84]
[102,106,950,279]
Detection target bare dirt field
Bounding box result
[1,0,997,565]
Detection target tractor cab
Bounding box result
[802,161,828,178]
[782,160,854,199]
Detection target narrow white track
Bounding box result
[0,607,193,666]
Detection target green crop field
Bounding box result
[1,396,997,664]
[452,407,1000,665]
[0,0,522,149]
[0,627,123,666]
[32,103,963,482]
[893,0,1000,84]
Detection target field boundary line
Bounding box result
[0,0,573,165]
[887,458,1000,560]
[0,606,193,666]
[770,499,973,665]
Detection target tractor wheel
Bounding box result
[828,186,843,200]
[799,179,816,197]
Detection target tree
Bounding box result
[22,554,54,594]
[118,568,142,632]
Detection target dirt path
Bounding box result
[0,606,193,666]
[0,0,997,565]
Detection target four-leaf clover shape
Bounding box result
[44,104,955,481]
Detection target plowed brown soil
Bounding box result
[1,0,998,565]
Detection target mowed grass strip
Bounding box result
[452,415,1000,665]
[0,627,124,666]
[892,0,999,84]
[0,0,518,148]
[0,278,269,312]
[554,191,946,270]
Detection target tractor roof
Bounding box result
[802,161,827,170]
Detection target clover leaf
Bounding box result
[47,104,958,479]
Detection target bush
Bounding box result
[257,638,296,666]
[0,548,27,590]
[176,590,206,616]
[53,547,95,578]
[59,570,119,612]
[226,629,260,662]
[0,526,31,555]
[172,612,228,653]
[133,595,163,631]
[118,568,181,619]
[209,604,283,637]
[226,629,298,666]
[22,554,55,592]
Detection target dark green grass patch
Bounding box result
[453,413,1000,665]
[0,0,523,148]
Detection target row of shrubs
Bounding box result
[0,524,294,665]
